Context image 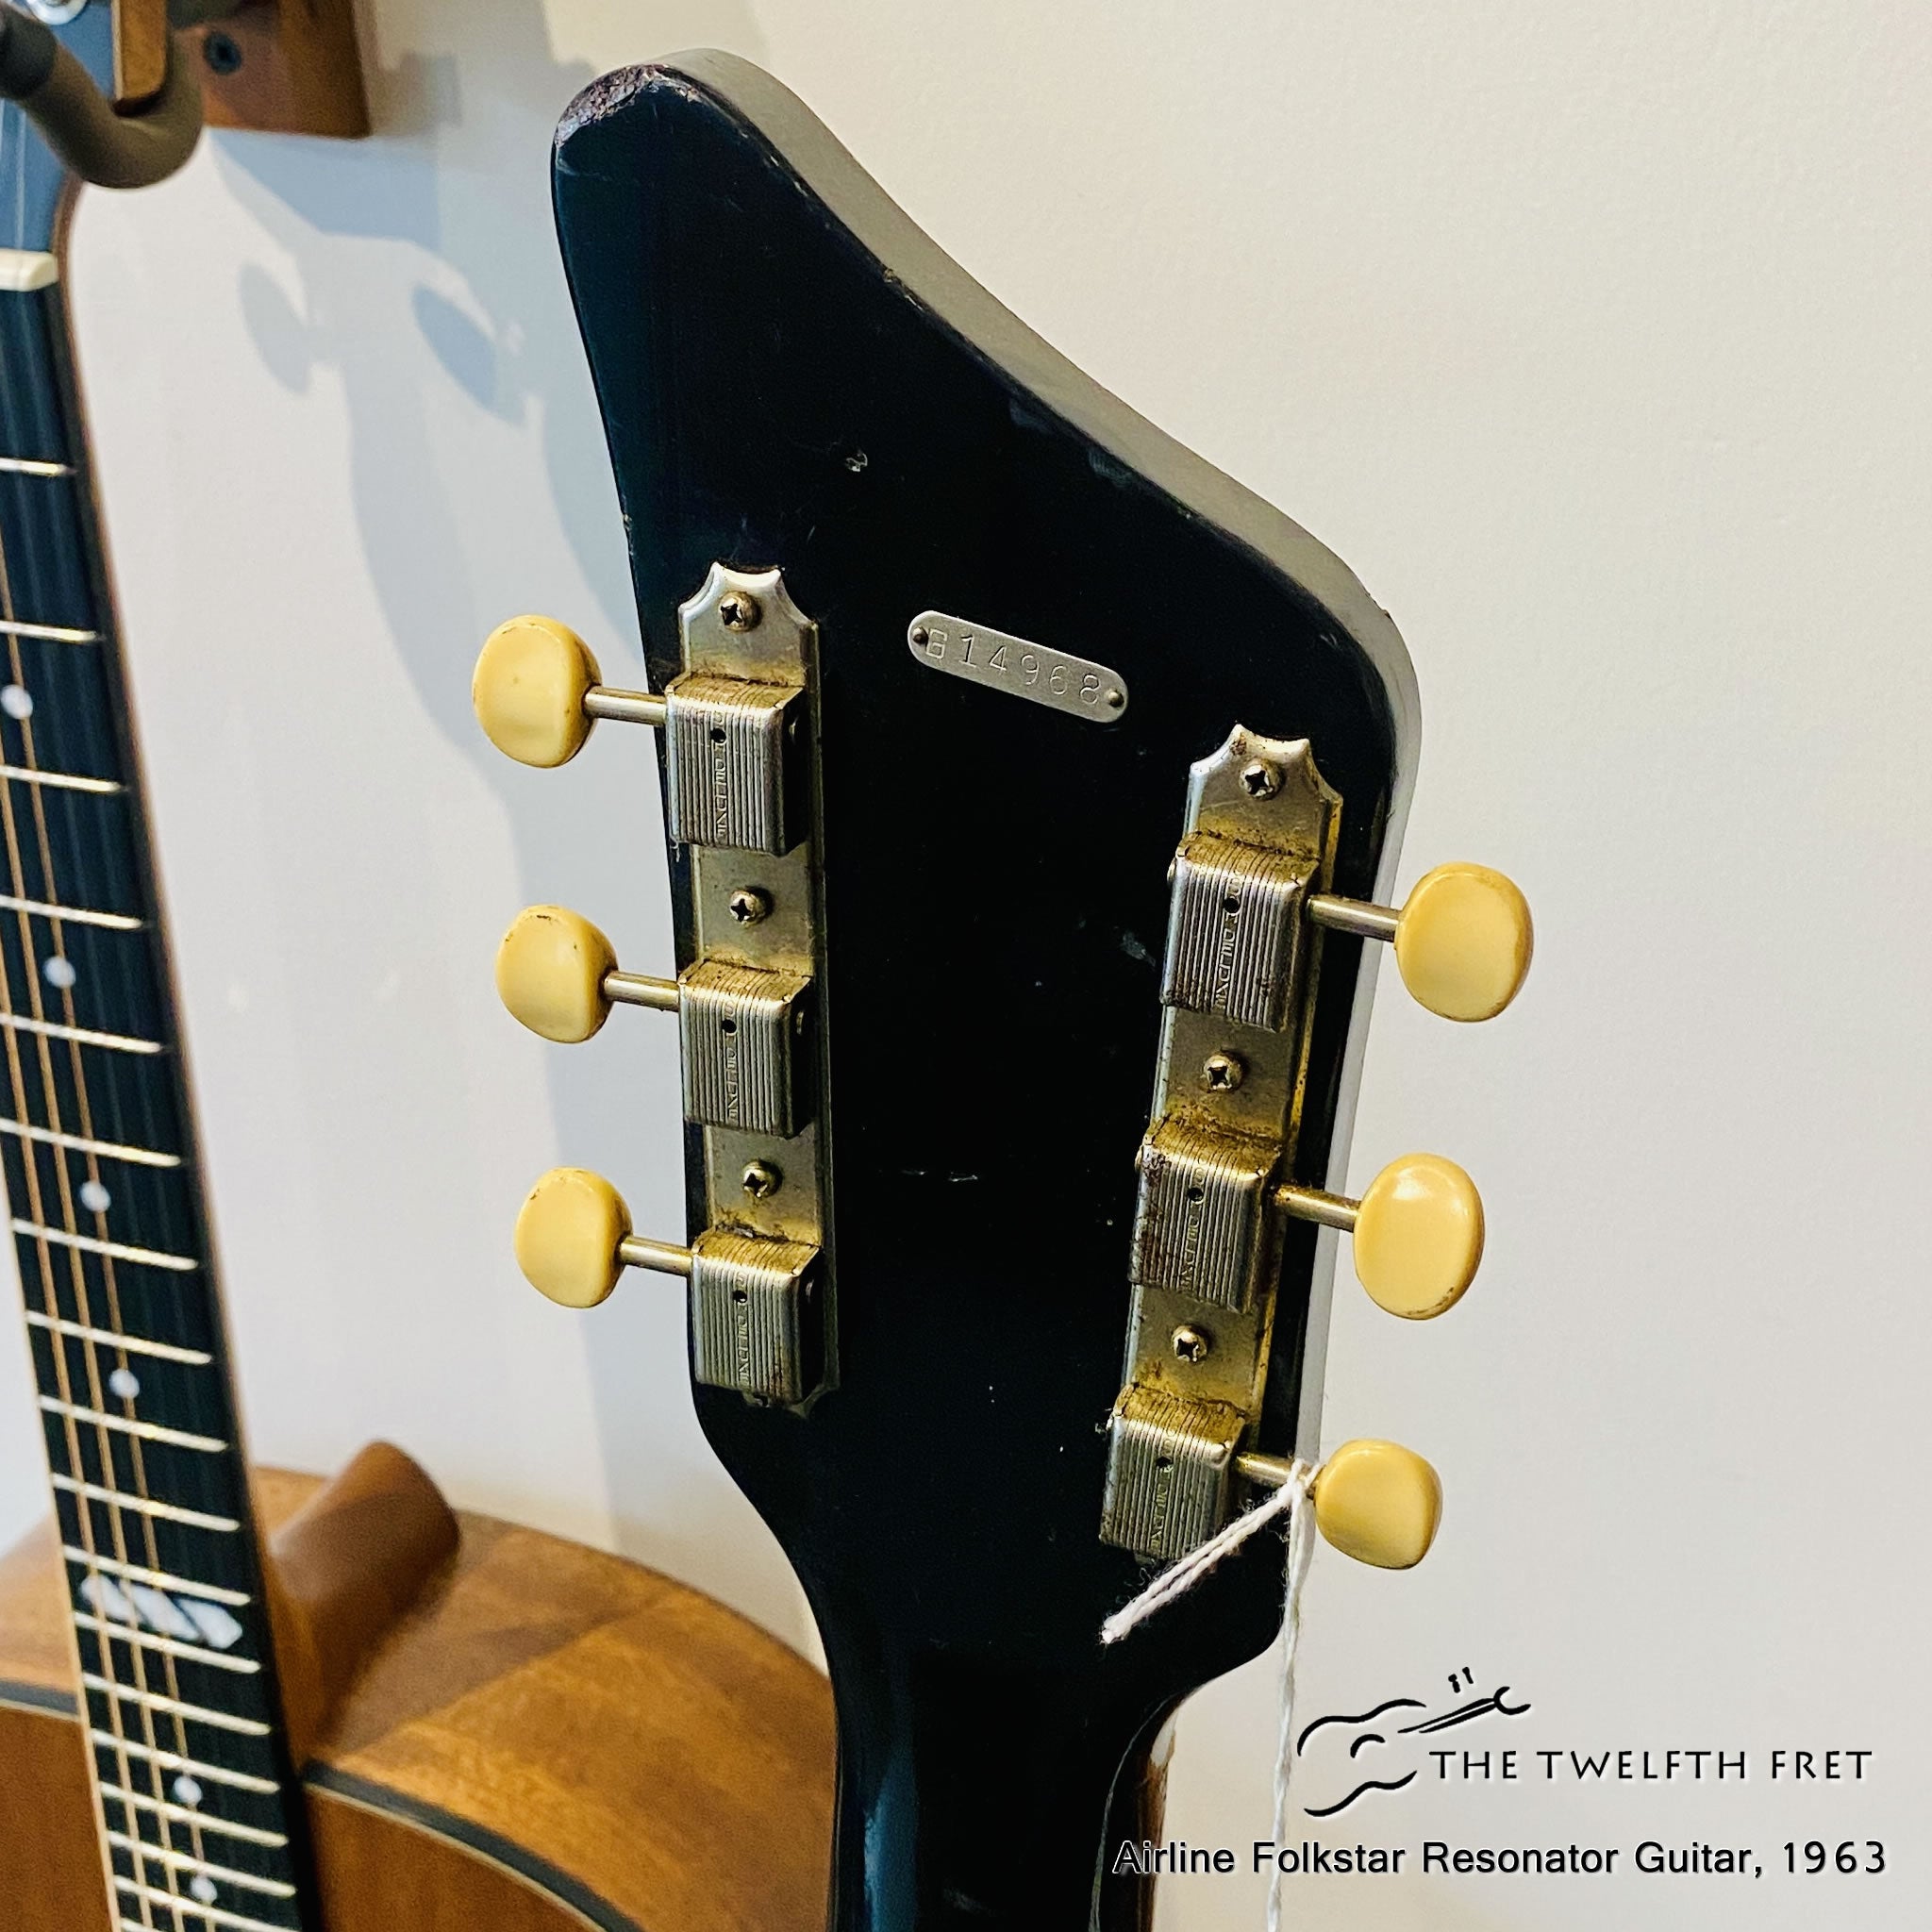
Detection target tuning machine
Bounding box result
[1102,724,1532,1564]
[475,564,835,1408]
[514,1168,821,1407]
[472,572,811,856]
[1106,1396,1444,1571]
[1308,863,1532,1024]
[496,906,813,1139]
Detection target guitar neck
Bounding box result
[0,261,318,1925]
[823,1649,1167,1930]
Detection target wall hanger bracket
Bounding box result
[183,0,369,139]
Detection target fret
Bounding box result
[0,1117,181,1166]
[98,1769,301,1871]
[52,1473,240,1533]
[52,1429,249,1527]
[0,615,97,642]
[0,890,142,930]
[0,454,72,477]
[64,1547,251,1607]
[98,1785,288,1851]
[89,1733,278,1795]
[0,760,120,792]
[75,1611,259,1674]
[28,1310,211,1364]
[15,1218,199,1270]
[113,1877,292,1932]
[60,1504,255,1616]
[31,1264,214,1364]
[84,1674,271,1738]
[0,908,173,1046]
[0,1045,186,1161]
[108,1836,296,1901]
[40,1393,226,1453]
[0,1008,162,1052]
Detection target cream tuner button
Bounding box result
[473,616,601,768]
[494,906,678,1043]
[1392,863,1533,1023]
[514,1167,633,1309]
[513,1168,695,1311]
[1312,1440,1442,1570]
[474,615,665,768]
[1308,861,1532,1022]
[497,906,617,1041]
[1277,1152,1484,1320]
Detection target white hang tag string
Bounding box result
[1100,1458,1319,1932]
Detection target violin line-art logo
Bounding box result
[1298,1668,1532,1817]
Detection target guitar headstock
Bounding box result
[476,51,1532,1918]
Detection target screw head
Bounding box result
[910,625,930,647]
[1104,687,1125,711]
[719,591,762,633]
[1241,759,1282,799]
[1172,1324,1212,1365]
[727,887,772,925]
[741,1160,782,1200]
[1201,1051,1246,1093]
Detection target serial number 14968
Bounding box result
[906,610,1130,725]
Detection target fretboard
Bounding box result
[0,269,319,1928]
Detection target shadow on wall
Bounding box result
[200,0,818,1650]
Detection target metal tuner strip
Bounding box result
[1101,726,1533,1566]
[473,564,833,1408]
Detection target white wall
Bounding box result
[2,4,1926,1927]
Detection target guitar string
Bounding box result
[0,365,187,1931]
[0,103,196,1925]
[1099,1462,1317,1932]
[0,93,163,1932]
[12,477,219,1915]
[1266,1478,1317,1932]
[40,369,232,1927]
[11,80,297,1931]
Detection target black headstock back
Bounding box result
[539,50,1429,1929]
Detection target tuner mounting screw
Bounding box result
[741,1160,782,1200]
[1240,759,1282,799]
[1171,1324,1212,1365]
[727,886,772,925]
[1201,1052,1246,1093]
[719,591,762,633]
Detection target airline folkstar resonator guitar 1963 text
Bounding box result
[0,10,832,1930]
[474,50,1534,1932]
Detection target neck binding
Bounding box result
[0,258,318,1927]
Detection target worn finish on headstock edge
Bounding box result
[552,52,1418,1930]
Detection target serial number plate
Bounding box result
[906,611,1129,724]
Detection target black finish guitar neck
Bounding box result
[0,278,316,1921]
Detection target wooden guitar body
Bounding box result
[0,1470,834,1930]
